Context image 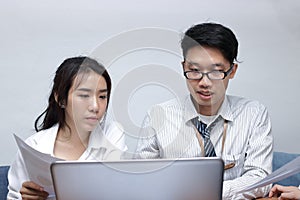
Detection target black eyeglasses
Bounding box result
[183,64,234,80]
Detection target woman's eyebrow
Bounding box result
[76,88,107,92]
[76,88,91,92]
[99,89,108,93]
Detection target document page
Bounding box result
[239,156,300,192]
[14,134,63,197]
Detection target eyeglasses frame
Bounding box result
[183,62,234,80]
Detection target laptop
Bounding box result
[51,157,224,200]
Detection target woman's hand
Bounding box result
[20,181,49,200]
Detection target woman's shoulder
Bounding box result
[24,124,59,147]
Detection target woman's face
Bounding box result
[64,70,108,136]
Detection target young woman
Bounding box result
[7,56,127,199]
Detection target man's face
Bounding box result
[182,45,238,116]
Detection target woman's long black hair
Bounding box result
[34,56,111,132]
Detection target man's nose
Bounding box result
[198,73,212,87]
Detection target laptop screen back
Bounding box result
[51,158,224,200]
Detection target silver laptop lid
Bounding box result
[51,157,224,200]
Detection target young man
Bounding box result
[136,22,273,199]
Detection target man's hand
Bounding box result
[269,184,300,200]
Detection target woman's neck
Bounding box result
[54,127,90,160]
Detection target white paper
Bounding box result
[239,156,300,192]
[14,134,63,198]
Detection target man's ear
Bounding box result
[229,63,238,79]
[181,61,185,71]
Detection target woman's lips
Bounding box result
[86,117,99,123]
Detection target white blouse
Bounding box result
[7,121,127,200]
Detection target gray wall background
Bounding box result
[1,0,299,165]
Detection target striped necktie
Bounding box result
[192,118,216,157]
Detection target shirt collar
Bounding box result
[183,94,234,124]
[87,122,119,150]
[183,95,200,123]
[84,122,123,161]
[31,124,59,156]
[217,95,234,122]
[87,123,107,150]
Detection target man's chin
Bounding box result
[192,97,213,107]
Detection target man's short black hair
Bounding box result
[181,22,238,64]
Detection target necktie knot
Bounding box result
[192,118,209,138]
[192,117,216,157]
[200,121,210,138]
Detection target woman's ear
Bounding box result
[54,93,65,108]
[54,93,58,103]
